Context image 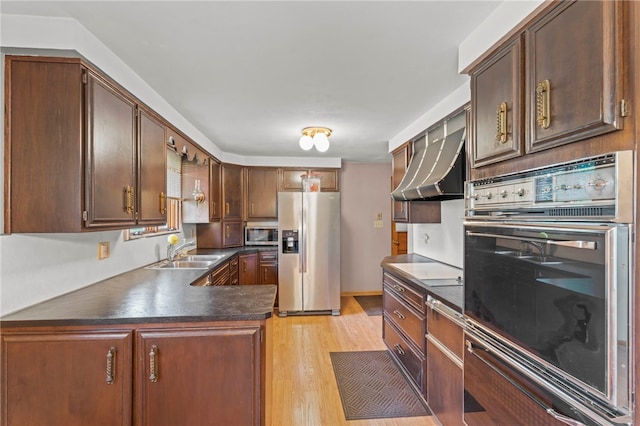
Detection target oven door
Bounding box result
[464,221,631,410]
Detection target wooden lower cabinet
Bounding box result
[136,325,262,426]
[239,253,259,285]
[1,329,134,426]
[2,321,270,426]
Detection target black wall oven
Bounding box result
[463,151,633,425]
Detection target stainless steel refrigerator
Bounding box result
[277,192,340,316]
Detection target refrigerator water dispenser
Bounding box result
[281,230,299,254]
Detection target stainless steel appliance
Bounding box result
[464,151,633,425]
[277,192,340,316]
[244,224,278,246]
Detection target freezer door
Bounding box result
[302,192,341,312]
[277,192,303,312]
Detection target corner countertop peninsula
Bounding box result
[1,247,277,327]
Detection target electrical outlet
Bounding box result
[98,242,110,260]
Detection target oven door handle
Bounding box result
[465,339,587,426]
[465,231,596,250]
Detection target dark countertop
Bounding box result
[1,247,278,328]
[381,254,464,313]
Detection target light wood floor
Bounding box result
[270,295,438,426]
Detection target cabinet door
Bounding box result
[259,264,277,285]
[6,57,84,233]
[223,221,244,247]
[209,160,221,221]
[246,168,278,219]
[138,109,167,225]
[311,169,339,192]
[470,36,523,167]
[136,326,262,426]
[391,143,410,221]
[526,0,623,152]
[427,337,463,426]
[85,71,137,228]
[222,164,244,220]
[239,253,259,285]
[2,330,133,426]
[279,168,339,192]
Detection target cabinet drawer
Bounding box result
[384,289,425,353]
[427,306,464,360]
[383,272,425,313]
[211,262,230,286]
[384,320,424,393]
[258,251,277,262]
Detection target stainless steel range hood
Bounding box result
[391,109,466,201]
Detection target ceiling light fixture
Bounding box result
[299,127,332,153]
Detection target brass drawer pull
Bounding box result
[393,310,405,320]
[536,79,551,129]
[106,347,116,385]
[225,202,230,215]
[124,185,135,214]
[392,284,404,293]
[496,102,508,143]
[393,343,405,356]
[149,345,158,383]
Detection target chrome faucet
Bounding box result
[521,241,547,257]
[167,239,196,261]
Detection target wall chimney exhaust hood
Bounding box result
[391,109,466,201]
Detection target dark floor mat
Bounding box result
[330,350,431,420]
[354,295,382,316]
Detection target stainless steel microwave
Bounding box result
[244,226,278,246]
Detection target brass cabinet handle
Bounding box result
[149,345,158,383]
[243,260,246,273]
[263,269,267,281]
[106,347,116,385]
[251,203,255,216]
[159,192,166,215]
[393,343,405,356]
[496,102,508,143]
[392,240,399,246]
[393,309,405,320]
[225,225,230,238]
[212,202,216,215]
[225,202,230,215]
[536,79,551,129]
[124,186,135,214]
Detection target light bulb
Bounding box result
[299,134,314,150]
[313,132,329,152]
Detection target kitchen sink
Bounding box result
[182,255,225,262]
[146,260,216,270]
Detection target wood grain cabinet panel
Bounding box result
[222,164,244,221]
[279,168,339,192]
[470,37,524,167]
[246,168,278,219]
[135,326,262,426]
[1,329,133,426]
[137,108,168,225]
[239,253,259,285]
[525,0,624,153]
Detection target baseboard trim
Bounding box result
[341,291,383,297]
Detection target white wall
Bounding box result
[340,163,391,294]
[408,199,465,268]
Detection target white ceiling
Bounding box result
[1,1,502,163]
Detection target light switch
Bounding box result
[374,220,384,228]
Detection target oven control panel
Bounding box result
[466,151,633,222]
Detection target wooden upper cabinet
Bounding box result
[5,56,167,233]
[470,37,524,167]
[137,108,167,225]
[209,160,222,222]
[85,71,138,228]
[525,0,623,153]
[391,142,411,222]
[246,168,278,220]
[279,168,339,192]
[222,164,244,220]
[5,57,84,233]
